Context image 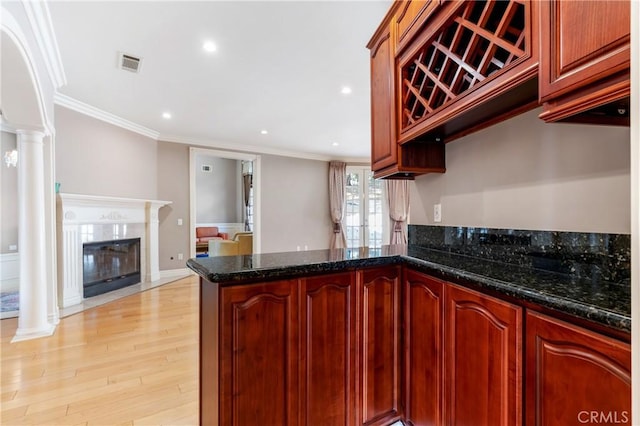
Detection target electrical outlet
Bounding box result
[434,204,442,223]
[177,218,183,226]
[177,253,184,260]
[9,244,17,251]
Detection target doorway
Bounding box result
[189,148,260,258]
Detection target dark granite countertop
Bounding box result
[186,244,630,333]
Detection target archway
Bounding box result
[1,9,59,341]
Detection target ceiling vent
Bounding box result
[119,52,142,73]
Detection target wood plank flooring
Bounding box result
[0,276,199,425]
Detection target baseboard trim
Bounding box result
[159,268,193,278]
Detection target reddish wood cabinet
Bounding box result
[218,280,300,426]
[392,0,439,53]
[403,271,522,426]
[204,267,401,425]
[525,311,631,426]
[367,3,446,180]
[204,267,630,426]
[360,266,402,425]
[369,24,398,174]
[395,0,539,144]
[538,0,630,123]
[403,270,445,426]
[445,284,523,426]
[301,272,358,425]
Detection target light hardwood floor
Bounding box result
[1,276,199,425]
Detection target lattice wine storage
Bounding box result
[401,1,527,131]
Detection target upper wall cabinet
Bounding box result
[396,0,539,144]
[369,22,398,173]
[368,3,446,180]
[538,0,630,124]
[393,0,440,53]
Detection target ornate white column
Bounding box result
[14,130,55,341]
[145,201,163,282]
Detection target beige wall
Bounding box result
[53,107,335,266]
[50,103,337,263]
[157,141,190,271]
[260,155,332,253]
[410,108,631,234]
[195,154,241,224]
[55,105,158,199]
[1,131,18,254]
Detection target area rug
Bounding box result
[0,291,19,312]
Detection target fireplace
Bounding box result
[83,238,141,298]
[57,193,171,308]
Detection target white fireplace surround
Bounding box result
[57,193,171,308]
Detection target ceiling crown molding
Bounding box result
[55,93,160,140]
[160,134,369,164]
[21,0,67,88]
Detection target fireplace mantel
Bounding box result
[56,193,171,307]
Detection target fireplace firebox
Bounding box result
[83,238,141,298]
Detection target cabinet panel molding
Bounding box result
[370,27,397,172]
[360,266,402,425]
[526,311,631,426]
[403,270,444,426]
[301,272,358,425]
[538,0,630,122]
[220,281,299,426]
[445,283,522,426]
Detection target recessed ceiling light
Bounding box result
[332,142,339,146]
[203,41,217,53]
[260,130,268,135]
[341,86,352,95]
[162,112,172,119]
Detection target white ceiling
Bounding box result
[48,0,392,161]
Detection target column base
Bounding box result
[12,323,56,342]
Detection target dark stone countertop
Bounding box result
[186,245,630,333]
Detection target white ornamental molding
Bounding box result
[99,211,127,221]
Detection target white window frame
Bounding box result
[344,166,389,248]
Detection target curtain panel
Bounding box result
[329,161,347,249]
[386,179,409,244]
[242,173,252,231]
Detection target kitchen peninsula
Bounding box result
[187,227,631,425]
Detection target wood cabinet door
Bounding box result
[369,26,397,172]
[445,284,522,426]
[525,311,631,426]
[403,270,444,426]
[219,281,299,426]
[539,0,630,102]
[360,266,402,425]
[301,272,358,426]
[393,0,440,53]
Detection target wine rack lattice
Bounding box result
[401,1,527,130]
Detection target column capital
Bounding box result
[16,129,46,141]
